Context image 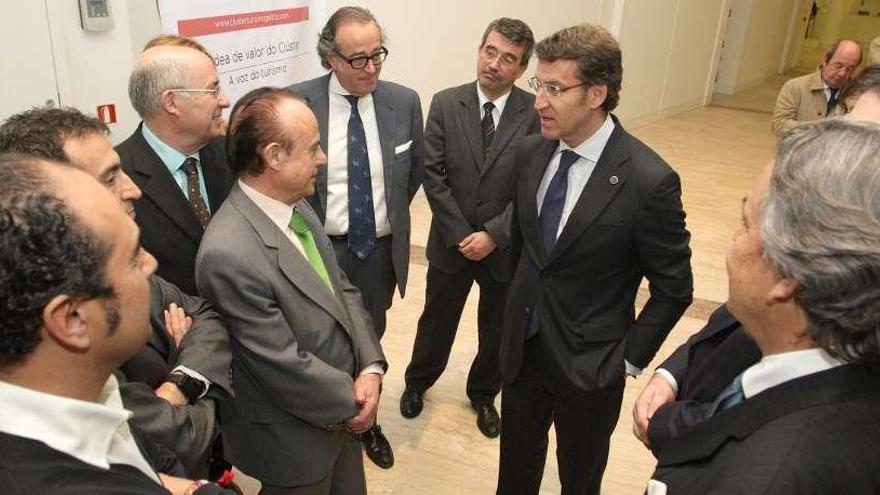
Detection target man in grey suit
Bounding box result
[289,6,424,468]
[400,18,539,439]
[0,106,232,474]
[196,87,386,494]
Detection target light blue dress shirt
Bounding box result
[141,124,211,211]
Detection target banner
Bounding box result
[157,0,326,113]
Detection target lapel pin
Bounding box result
[609,175,619,185]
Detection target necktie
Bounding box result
[707,373,745,416]
[344,95,377,260]
[539,150,580,254]
[826,88,839,116]
[181,157,211,228]
[482,101,496,153]
[290,209,334,293]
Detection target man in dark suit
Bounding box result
[496,24,693,495]
[290,6,424,468]
[649,118,880,494]
[400,18,538,439]
[197,87,386,494]
[0,106,233,474]
[117,36,234,296]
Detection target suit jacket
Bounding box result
[771,70,843,136]
[195,184,386,486]
[423,82,539,281]
[647,304,761,454]
[290,74,425,296]
[118,274,233,472]
[500,117,693,392]
[116,124,235,295]
[650,364,880,494]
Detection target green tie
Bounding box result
[289,209,334,293]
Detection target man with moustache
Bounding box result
[196,87,385,494]
[290,6,424,468]
[400,18,538,439]
[118,36,235,296]
[497,24,693,494]
[0,107,233,474]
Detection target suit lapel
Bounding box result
[129,126,203,243]
[230,186,351,332]
[522,139,558,266]
[454,84,484,172]
[373,82,396,213]
[199,139,228,212]
[309,75,331,219]
[482,87,530,175]
[546,125,628,264]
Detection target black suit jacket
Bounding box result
[650,364,880,494]
[647,304,761,454]
[500,117,693,391]
[116,124,234,295]
[423,82,539,281]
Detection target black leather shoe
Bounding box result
[361,425,394,469]
[474,403,501,438]
[399,388,424,418]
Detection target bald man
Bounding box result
[772,39,862,136]
[117,37,235,296]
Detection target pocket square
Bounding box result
[394,140,412,154]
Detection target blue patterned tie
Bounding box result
[707,373,745,416]
[539,150,580,254]
[344,95,377,260]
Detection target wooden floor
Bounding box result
[233,81,781,494]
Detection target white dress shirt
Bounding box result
[741,347,844,399]
[325,73,391,237]
[476,82,511,128]
[0,375,160,483]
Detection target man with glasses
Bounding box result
[290,6,425,469]
[117,36,235,296]
[400,18,538,440]
[497,24,693,494]
[772,39,862,137]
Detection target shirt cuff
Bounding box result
[625,360,643,377]
[172,365,212,399]
[359,363,385,377]
[654,368,679,396]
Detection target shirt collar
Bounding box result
[141,123,199,174]
[476,82,511,116]
[238,179,295,233]
[0,375,132,469]
[741,347,845,399]
[557,113,615,163]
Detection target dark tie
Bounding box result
[181,157,211,228]
[826,88,839,116]
[290,209,334,293]
[481,101,496,153]
[539,150,580,254]
[344,95,377,261]
[707,373,745,416]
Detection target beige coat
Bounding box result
[772,70,842,136]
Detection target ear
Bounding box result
[260,142,284,172]
[587,85,608,111]
[42,295,92,352]
[160,90,180,117]
[767,277,798,305]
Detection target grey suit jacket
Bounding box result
[195,184,386,486]
[423,82,539,281]
[289,74,425,296]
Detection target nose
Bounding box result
[316,146,328,168]
[120,171,143,202]
[534,91,549,110]
[142,248,158,277]
[218,88,231,108]
[362,60,378,75]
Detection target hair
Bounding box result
[0,106,108,162]
[317,6,385,70]
[839,64,880,104]
[535,23,623,112]
[481,18,535,66]
[763,118,880,364]
[143,34,212,59]
[129,35,212,119]
[822,39,863,66]
[226,87,304,176]
[0,154,115,369]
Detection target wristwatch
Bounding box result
[166,370,207,402]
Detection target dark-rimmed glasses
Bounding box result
[334,46,389,69]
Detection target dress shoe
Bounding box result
[361,424,394,469]
[474,403,501,438]
[399,388,424,418]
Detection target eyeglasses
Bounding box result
[169,87,223,99]
[334,46,389,69]
[481,45,520,68]
[528,77,588,98]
